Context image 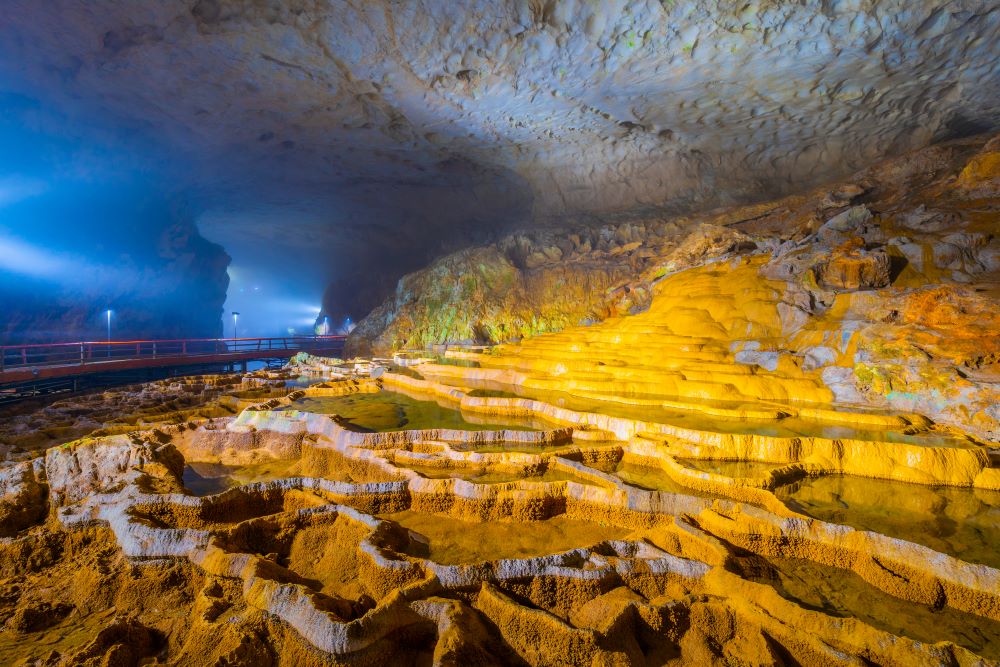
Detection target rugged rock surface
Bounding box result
[812,239,892,290]
[351,132,1000,440]
[0,462,46,538]
[348,227,658,353]
[0,371,998,664]
[347,219,770,354]
[2,4,1000,662]
[7,0,1000,214]
[0,375,246,458]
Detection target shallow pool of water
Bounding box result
[612,462,710,498]
[677,459,784,478]
[286,390,539,432]
[746,555,1000,660]
[183,459,300,496]
[427,356,481,368]
[397,462,600,486]
[387,365,425,379]
[426,381,975,448]
[380,511,629,564]
[467,388,521,399]
[284,375,328,388]
[776,475,1000,570]
[450,442,574,454]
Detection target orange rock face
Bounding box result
[812,238,891,290]
[354,132,1000,441]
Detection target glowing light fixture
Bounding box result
[232,311,240,339]
[105,309,112,357]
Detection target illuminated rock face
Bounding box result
[353,132,1000,441]
[2,4,1000,659]
[7,0,1000,214]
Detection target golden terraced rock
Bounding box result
[0,361,996,664]
[0,135,998,665]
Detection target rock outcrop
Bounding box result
[349,232,645,354]
[351,132,1000,440]
[0,460,46,537]
[812,239,892,290]
[1,371,998,664]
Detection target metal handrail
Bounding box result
[0,335,347,349]
[0,335,347,373]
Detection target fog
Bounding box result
[0,94,227,343]
[197,208,334,338]
[0,81,351,343]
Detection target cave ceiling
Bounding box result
[2,0,999,314]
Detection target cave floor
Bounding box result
[0,356,996,665]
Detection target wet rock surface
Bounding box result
[0,360,997,664]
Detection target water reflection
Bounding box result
[776,474,1000,569]
[745,555,1000,660]
[285,390,541,432]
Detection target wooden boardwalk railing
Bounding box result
[0,336,346,385]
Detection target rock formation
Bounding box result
[0,363,998,664]
[1,3,999,664]
[351,132,1000,441]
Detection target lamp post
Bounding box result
[106,309,112,357]
[232,311,240,340]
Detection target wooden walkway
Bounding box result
[0,336,346,386]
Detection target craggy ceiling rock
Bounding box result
[2,0,1000,323]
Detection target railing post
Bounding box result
[22,348,27,366]
[182,341,187,355]
[80,343,85,366]
[152,342,157,358]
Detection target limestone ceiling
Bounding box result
[2,0,999,245]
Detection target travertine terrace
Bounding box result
[1,134,1000,664]
[1,329,999,664]
[1,5,999,661]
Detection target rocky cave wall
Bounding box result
[347,132,1000,437]
[348,134,999,352]
[3,1,999,332]
[0,204,230,345]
